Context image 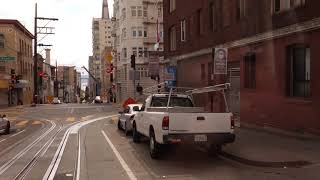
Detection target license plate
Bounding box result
[194,134,207,142]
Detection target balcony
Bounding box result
[143,0,163,5]
[143,37,164,44]
[143,17,163,24]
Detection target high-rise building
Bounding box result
[89,0,113,101]
[112,0,164,102]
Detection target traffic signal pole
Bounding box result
[131,55,136,99]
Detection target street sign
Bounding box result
[0,56,15,61]
[213,48,228,74]
[105,53,113,63]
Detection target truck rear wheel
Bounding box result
[209,144,222,156]
[132,123,140,143]
[149,130,161,159]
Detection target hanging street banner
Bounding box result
[0,56,16,61]
[148,54,160,77]
[213,48,228,75]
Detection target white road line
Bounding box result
[43,115,118,180]
[9,129,26,138]
[0,139,6,143]
[76,132,81,180]
[101,130,138,180]
[0,120,56,175]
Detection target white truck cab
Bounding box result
[132,84,235,159]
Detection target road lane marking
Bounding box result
[9,129,26,138]
[43,115,118,180]
[0,120,56,175]
[0,139,7,143]
[101,130,137,180]
[15,120,28,127]
[32,120,43,125]
[66,117,76,122]
[76,132,81,180]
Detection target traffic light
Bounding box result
[130,55,136,69]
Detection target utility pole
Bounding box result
[33,3,58,104]
[33,3,38,104]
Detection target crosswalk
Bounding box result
[11,117,79,128]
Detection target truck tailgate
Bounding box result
[168,113,233,134]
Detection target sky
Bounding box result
[0,0,114,69]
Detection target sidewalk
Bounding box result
[223,126,320,168]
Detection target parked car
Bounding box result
[94,96,103,104]
[118,104,143,136]
[0,115,10,135]
[132,85,235,159]
[53,97,61,104]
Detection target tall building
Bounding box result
[89,0,113,101]
[112,0,164,102]
[57,66,77,103]
[163,0,320,134]
[0,19,34,107]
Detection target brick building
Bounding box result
[163,0,320,134]
[0,19,34,107]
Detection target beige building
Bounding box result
[89,0,113,101]
[112,0,164,102]
[0,19,34,107]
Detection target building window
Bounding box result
[121,8,126,20]
[131,6,137,16]
[201,64,206,80]
[222,3,231,27]
[197,9,204,35]
[286,45,310,98]
[144,27,148,37]
[1,34,5,48]
[169,0,176,12]
[122,48,127,58]
[144,48,148,57]
[237,0,247,20]
[132,27,137,37]
[273,0,305,13]
[209,2,216,32]
[143,6,148,17]
[138,27,143,37]
[132,47,137,56]
[244,54,256,89]
[169,26,176,51]
[138,47,143,57]
[122,28,126,39]
[137,6,142,17]
[180,19,186,42]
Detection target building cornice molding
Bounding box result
[167,17,320,63]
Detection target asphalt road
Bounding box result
[0,104,316,180]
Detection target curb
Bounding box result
[239,122,320,141]
[220,151,312,168]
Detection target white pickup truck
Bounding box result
[132,85,235,159]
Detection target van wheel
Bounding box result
[149,130,161,159]
[124,122,129,136]
[117,120,122,130]
[5,122,10,135]
[132,123,140,143]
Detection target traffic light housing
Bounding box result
[130,55,136,69]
